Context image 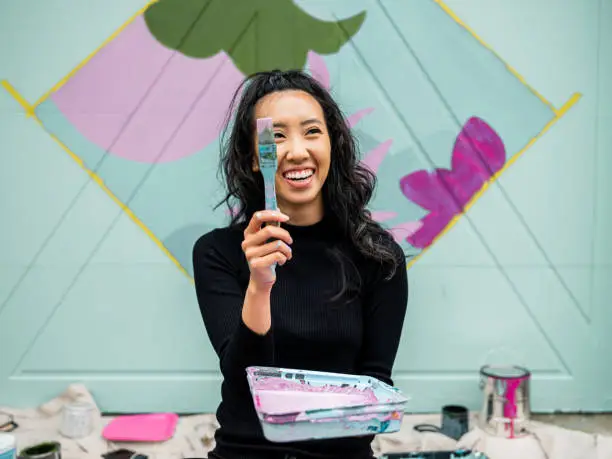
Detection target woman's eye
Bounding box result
[306,128,321,135]
[274,132,285,139]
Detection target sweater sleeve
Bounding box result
[192,229,275,379]
[358,245,409,386]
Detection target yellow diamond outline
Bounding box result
[1,0,581,277]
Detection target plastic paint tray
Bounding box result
[246,366,409,442]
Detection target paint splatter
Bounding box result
[504,375,529,438]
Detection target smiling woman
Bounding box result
[192,70,409,459]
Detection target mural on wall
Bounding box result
[144,0,366,75]
[5,0,579,277]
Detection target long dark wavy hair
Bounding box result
[216,69,403,287]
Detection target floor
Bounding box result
[532,413,612,436]
[3,381,611,458]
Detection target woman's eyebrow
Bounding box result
[272,118,323,128]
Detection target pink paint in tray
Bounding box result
[246,367,409,442]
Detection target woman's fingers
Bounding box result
[242,224,293,250]
[249,251,289,269]
[244,210,289,236]
[244,239,292,263]
[242,210,293,286]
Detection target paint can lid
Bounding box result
[0,432,16,450]
[480,365,530,379]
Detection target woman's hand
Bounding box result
[242,210,293,290]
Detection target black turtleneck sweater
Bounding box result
[192,216,408,459]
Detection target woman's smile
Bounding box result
[281,167,316,189]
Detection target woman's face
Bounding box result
[253,90,331,219]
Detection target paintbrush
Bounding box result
[256,117,280,274]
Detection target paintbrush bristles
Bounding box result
[257,117,275,145]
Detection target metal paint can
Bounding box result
[0,433,16,459]
[479,365,531,438]
[60,402,95,439]
[19,441,61,459]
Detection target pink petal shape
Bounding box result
[400,170,460,214]
[346,107,375,128]
[307,51,330,89]
[452,116,506,176]
[437,165,484,208]
[361,139,393,175]
[389,221,423,244]
[371,210,397,222]
[406,211,455,249]
[51,16,244,163]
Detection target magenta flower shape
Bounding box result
[400,117,506,248]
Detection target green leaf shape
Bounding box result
[144,0,366,75]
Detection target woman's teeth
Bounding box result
[284,169,314,180]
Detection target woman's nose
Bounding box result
[285,138,309,161]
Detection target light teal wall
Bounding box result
[0,0,610,413]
